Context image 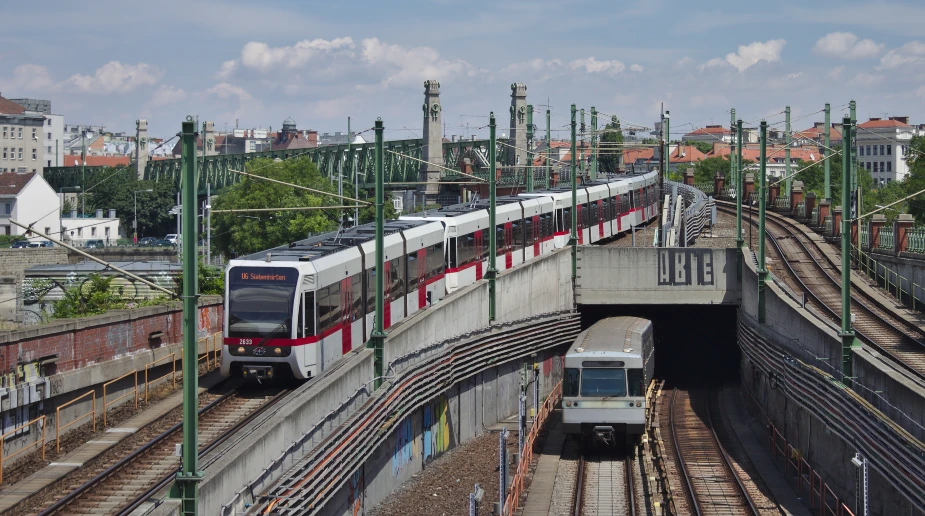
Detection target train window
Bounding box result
[523,218,532,247]
[407,253,420,289]
[448,237,458,269]
[351,275,362,322]
[316,286,330,333]
[542,213,553,237]
[391,257,403,301]
[562,208,571,233]
[366,268,376,314]
[463,234,475,265]
[298,292,315,337]
[627,368,644,397]
[580,368,626,397]
[431,241,445,278]
[564,368,580,397]
[496,225,505,253]
[556,209,564,233]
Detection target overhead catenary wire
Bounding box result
[227,168,371,205]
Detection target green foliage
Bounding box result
[0,234,26,248]
[61,199,74,214]
[358,195,400,223]
[86,167,177,238]
[598,117,623,173]
[51,274,125,318]
[690,141,714,154]
[173,260,224,296]
[211,157,340,257]
[690,156,754,184]
[904,135,925,224]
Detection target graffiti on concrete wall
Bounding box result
[347,468,364,516]
[423,395,449,462]
[657,249,715,286]
[391,416,415,477]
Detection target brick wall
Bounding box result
[0,295,223,375]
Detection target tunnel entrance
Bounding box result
[578,304,739,387]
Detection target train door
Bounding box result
[597,199,605,240]
[533,215,541,258]
[339,277,352,355]
[416,248,427,310]
[504,222,513,269]
[474,229,484,280]
[383,260,392,329]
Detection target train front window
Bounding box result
[580,368,626,397]
[564,368,580,397]
[228,267,298,339]
[627,368,644,397]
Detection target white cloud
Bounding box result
[723,39,786,72]
[361,38,473,87]
[1,64,55,91]
[917,85,925,98]
[786,72,804,80]
[66,61,163,94]
[240,37,355,71]
[674,57,696,69]
[149,85,187,107]
[207,82,252,102]
[569,57,625,75]
[501,58,564,75]
[850,72,884,87]
[699,57,729,71]
[813,32,883,59]
[630,64,644,73]
[878,41,925,69]
[827,66,845,80]
[216,60,237,80]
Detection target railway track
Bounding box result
[37,385,291,515]
[716,201,925,380]
[574,448,636,516]
[668,388,758,515]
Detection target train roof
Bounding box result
[567,317,652,356]
[238,219,433,262]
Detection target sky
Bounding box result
[2,0,924,142]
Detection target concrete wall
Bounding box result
[863,249,925,304]
[0,248,69,279]
[576,246,738,305]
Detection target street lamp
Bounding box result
[134,189,153,244]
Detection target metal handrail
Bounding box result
[55,390,96,453]
[143,353,176,404]
[103,370,138,426]
[0,416,46,483]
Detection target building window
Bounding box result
[17,128,22,139]
[18,148,23,160]
[2,226,8,236]
[47,132,51,140]
[32,149,36,160]
[77,227,82,237]
[47,160,51,167]
[875,162,880,172]
[105,227,110,237]
[32,128,36,140]
[887,144,891,155]
[859,146,864,156]
[4,203,11,215]
[91,227,97,236]
[44,227,50,235]
[872,145,877,156]
[2,148,6,159]
[46,146,51,153]
[867,145,871,155]
[888,162,892,172]
[1,127,5,139]
[880,145,885,155]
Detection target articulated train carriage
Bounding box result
[562,317,655,446]
[223,171,659,380]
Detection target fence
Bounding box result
[0,416,45,484]
[502,380,562,516]
[908,228,925,254]
[103,370,138,426]
[879,228,894,250]
[143,353,176,404]
[856,248,925,312]
[860,226,868,248]
[796,201,805,218]
[55,391,95,453]
[665,180,714,246]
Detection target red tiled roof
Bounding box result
[0,96,26,115]
[858,119,911,129]
[669,145,706,163]
[623,148,655,163]
[794,126,843,141]
[0,172,35,196]
[63,155,131,167]
[686,125,730,136]
[708,146,819,163]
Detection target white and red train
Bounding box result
[222,170,659,380]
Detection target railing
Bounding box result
[55,391,96,453]
[860,226,869,248]
[665,180,714,246]
[693,181,713,193]
[823,217,832,235]
[503,380,562,516]
[879,228,894,250]
[103,371,138,426]
[773,196,790,210]
[796,201,805,218]
[908,228,925,254]
[856,248,925,311]
[143,353,176,404]
[0,416,46,484]
[811,207,819,223]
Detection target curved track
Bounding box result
[717,201,925,380]
[37,386,291,515]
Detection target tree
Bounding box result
[86,167,177,239]
[598,116,623,173]
[690,156,754,184]
[211,157,340,257]
[904,135,925,223]
[51,274,124,318]
[690,141,714,155]
[174,260,225,296]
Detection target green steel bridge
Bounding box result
[43,137,536,192]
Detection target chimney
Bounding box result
[869,117,881,122]
[890,116,910,125]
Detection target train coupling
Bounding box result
[592,426,615,446]
[242,365,274,381]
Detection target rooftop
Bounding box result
[0,172,36,196]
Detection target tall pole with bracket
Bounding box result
[841,116,857,381]
[730,108,736,187]
[785,106,792,199]
[545,108,551,189]
[850,100,859,227]
[526,105,534,192]
[570,104,578,285]
[590,106,598,179]
[175,117,201,515]
[488,113,498,323]
[758,121,768,323]
[824,103,832,201]
[369,119,386,387]
[736,119,744,282]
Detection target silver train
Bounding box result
[562,317,655,445]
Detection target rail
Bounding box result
[143,353,176,404]
[668,389,700,514]
[102,370,138,426]
[0,416,46,484]
[55,391,96,453]
[503,380,562,516]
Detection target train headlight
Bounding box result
[274,347,282,355]
[237,347,245,354]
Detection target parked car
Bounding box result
[154,239,175,247]
[36,240,53,247]
[85,239,105,249]
[137,237,159,247]
[164,234,179,245]
[11,241,29,249]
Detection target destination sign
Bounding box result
[230,267,298,285]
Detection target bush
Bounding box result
[51,274,126,318]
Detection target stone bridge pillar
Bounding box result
[203,121,216,156]
[769,183,780,207]
[744,173,755,203]
[135,119,148,180]
[419,80,443,201]
[508,83,527,179]
[832,206,842,238]
[790,180,804,216]
[713,172,724,198]
[683,168,695,186]
[896,214,914,254]
[804,192,816,223]
[870,214,886,250]
[818,200,830,228]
